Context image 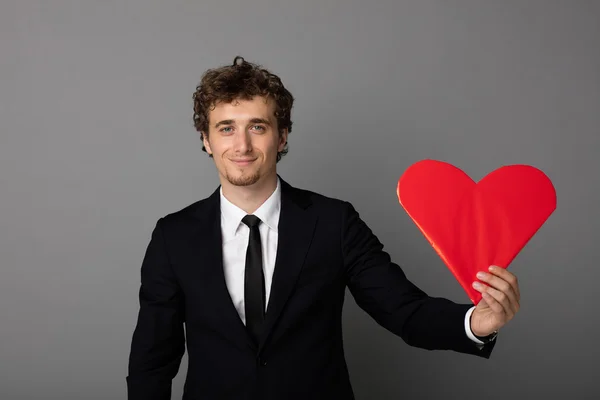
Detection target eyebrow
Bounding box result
[214,118,272,128]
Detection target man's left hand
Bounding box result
[470,265,521,337]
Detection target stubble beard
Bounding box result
[225,168,261,187]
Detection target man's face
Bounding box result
[203,96,287,188]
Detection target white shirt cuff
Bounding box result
[464,306,485,345]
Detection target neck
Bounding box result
[220,172,278,214]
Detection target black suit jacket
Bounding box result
[126,176,495,400]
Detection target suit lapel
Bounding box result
[192,188,257,352]
[259,177,318,351]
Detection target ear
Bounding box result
[202,132,213,155]
[278,129,288,152]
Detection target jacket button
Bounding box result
[258,358,267,366]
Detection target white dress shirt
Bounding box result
[220,177,282,325]
[219,177,485,345]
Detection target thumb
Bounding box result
[476,297,489,310]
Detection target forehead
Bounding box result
[209,96,276,121]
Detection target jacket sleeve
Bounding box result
[341,201,494,358]
[126,218,186,399]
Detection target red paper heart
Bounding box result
[397,159,556,304]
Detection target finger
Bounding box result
[476,271,520,314]
[481,291,504,315]
[472,280,515,317]
[481,285,515,319]
[490,266,520,301]
[489,266,520,301]
[473,281,507,315]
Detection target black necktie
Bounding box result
[242,215,265,343]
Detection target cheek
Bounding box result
[266,136,282,152]
[208,139,226,156]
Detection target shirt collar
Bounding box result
[220,177,281,238]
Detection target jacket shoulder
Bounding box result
[153,193,215,233]
[286,183,354,213]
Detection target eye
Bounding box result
[251,125,266,132]
[219,126,233,133]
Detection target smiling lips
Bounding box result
[230,159,256,166]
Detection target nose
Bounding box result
[232,130,252,153]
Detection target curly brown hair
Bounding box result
[192,56,295,162]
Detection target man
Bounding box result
[126,56,521,400]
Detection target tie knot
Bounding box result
[242,215,261,228]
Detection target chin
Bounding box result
[226,171,262,187]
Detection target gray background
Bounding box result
[1,0,598,399]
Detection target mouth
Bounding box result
[230,158,257,166]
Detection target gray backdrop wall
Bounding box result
[2,1,598,399]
